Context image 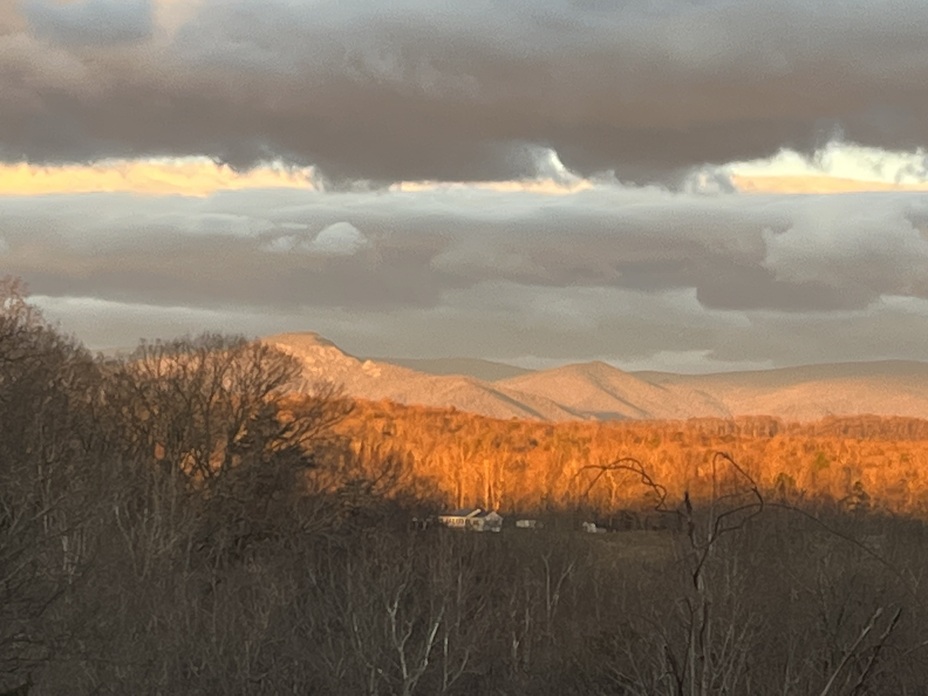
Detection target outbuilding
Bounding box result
[438,507,503,532]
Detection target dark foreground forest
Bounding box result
[4,275,928,695]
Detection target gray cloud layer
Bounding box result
[4,184,928,370]
[21,0,152,46]
[3,0,928,181]
[5,0,928,371]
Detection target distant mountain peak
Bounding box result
[263,332,362,380]
[263,332,928,422]
[265,331,346,352]
[557,360,625,374]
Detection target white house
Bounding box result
[438,507,503,532]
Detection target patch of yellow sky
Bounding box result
[0,144,925,197]
[0,158,319,196]
[730,174,928,193]
[728,143,928,194]
[0,158,594,196]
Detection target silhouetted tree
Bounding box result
[101,333,354,565]
[0,277,105,691]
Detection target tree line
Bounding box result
[328,398,928,515]
[4,276,928,694]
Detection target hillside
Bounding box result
[318,397,928,514]
[264,333,578,421]
[645,361,928,421]
[369,356,531,381]
[496,361,729,420]
[266,333,928,422]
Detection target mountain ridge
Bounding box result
[368,356,531,381]
[265,332,928,422]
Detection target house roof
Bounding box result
[441,507,484,518]
[439,508,504,519]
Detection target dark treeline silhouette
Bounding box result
[4,276,928,694]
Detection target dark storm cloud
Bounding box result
[3,0,928,181]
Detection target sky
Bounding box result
[2,0,928,373]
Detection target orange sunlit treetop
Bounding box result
[295,396,928,516]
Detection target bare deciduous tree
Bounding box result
[102,333,354,566]
[0,277,106,692]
